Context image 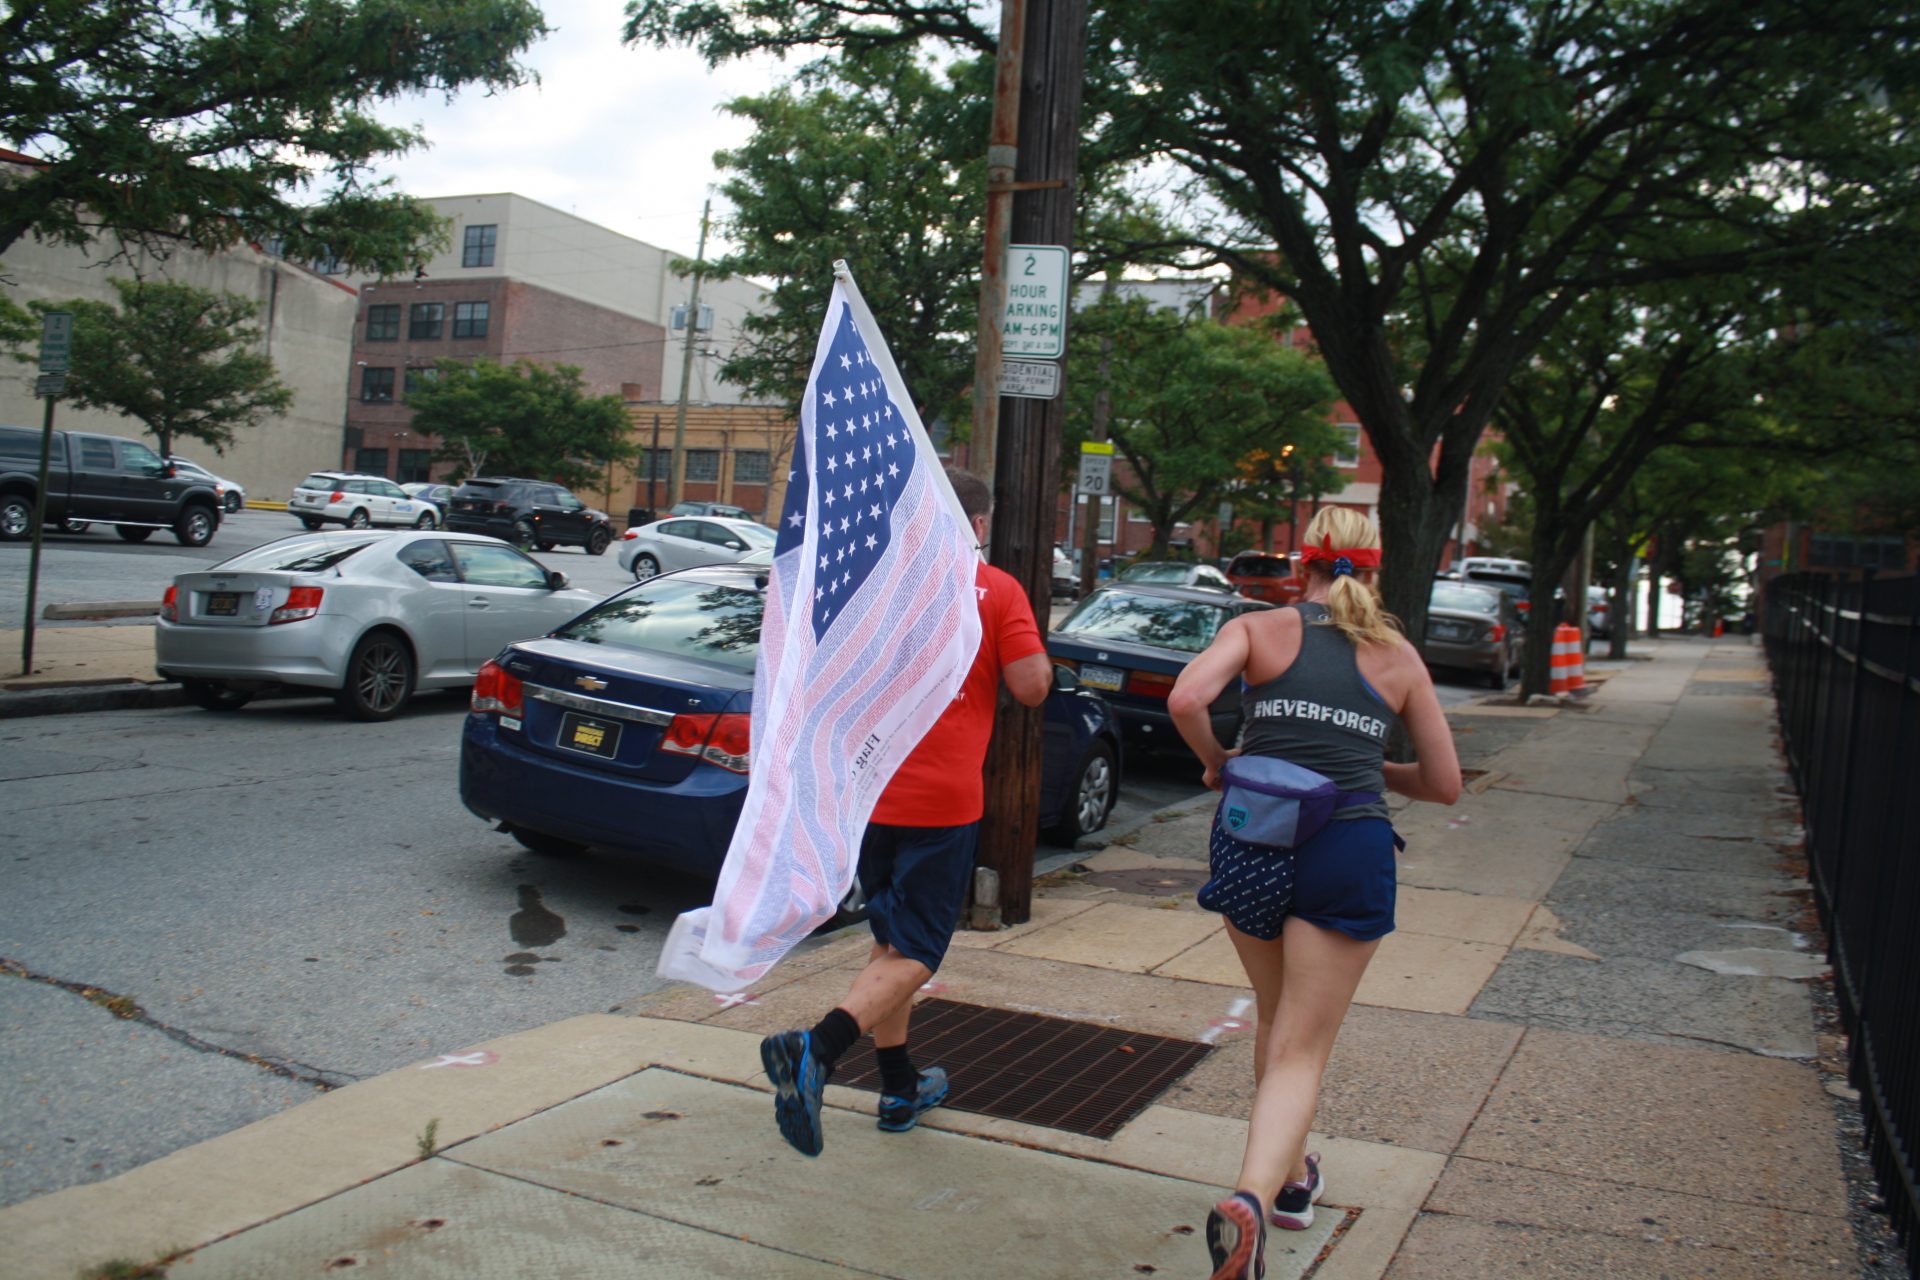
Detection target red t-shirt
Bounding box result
[870,562,1045,827]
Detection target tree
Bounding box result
[627,0,1920,644]
[407,359,638,490]
[31,279,292,459]
[1065,296,1337,556]
[1,0,548,273]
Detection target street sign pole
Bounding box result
[20,312,73,677]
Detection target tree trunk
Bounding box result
[1374,458,1453,648]
[1607,552,1633,661]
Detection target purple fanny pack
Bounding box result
[1217,755,1380,850]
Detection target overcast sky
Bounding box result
[366,0,786,261]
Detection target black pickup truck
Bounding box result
[0,424,224,546]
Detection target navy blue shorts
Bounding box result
[1197,814,1397,942]
[858,821,978,972]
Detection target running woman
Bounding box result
[1166,507,1460,1280]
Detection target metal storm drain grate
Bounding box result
[834,999,1211,1139]
[1079,867,1209,897]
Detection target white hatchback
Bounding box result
[289,471,437,530]
[617,516,777,581]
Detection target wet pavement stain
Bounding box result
[510,884,566,948]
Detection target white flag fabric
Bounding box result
[656,264,983,992]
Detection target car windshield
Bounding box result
[1230,555,1291,577]
[555,578,765,672]
[296,474,340,491]
[1057,591,1227,653]
[734,524,777,546]
[1118,563,1195,584]
[1431,583,1501,614]
[208,537,374,573]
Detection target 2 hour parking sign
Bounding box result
[1002,245,1068,359]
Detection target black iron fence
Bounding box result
[1764,570,1920,1263]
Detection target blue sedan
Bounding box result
[459,562,1124,875]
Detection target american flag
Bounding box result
[657,265,982,992]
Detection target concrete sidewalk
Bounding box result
[0,638,1860,1278]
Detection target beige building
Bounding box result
[0,150,358,500]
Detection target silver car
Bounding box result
[616,515,777,581]
[155,530,603,719]
[289,471,437,530]
[168,456,246,513]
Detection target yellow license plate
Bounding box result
[559,712,621,759]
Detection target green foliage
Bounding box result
[0,0,549,273]
[0,275,33,349]
[1065,296,1337,555]
[30,280,292,459]
[407,359,637,490]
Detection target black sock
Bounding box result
[809,1007,861,1068]
[875,1043,917,1099]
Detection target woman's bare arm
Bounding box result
[1383,644,1462,804]
[1168,616,1253,784]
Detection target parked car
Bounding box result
[289,471,438,531]
[1226,550,1304,605]
[168,456,245,513]
[458,562,1124,874]
[0,424,224,546]
[1587,590,1612,640]
[155,530,602,720]
[617,515,777,581]
[669,500,756,520]
[1421,579,1524,690]
[1052,544,1081,600]
[444,477,614,554]
[402,482,455,515]
[1116,560,1235,592]
[1046,582,1274,756]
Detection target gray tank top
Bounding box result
[1239,603,1401,822]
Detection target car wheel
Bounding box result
[413,510,437,529]
[0,493,32,541]
[537,540,556,553]
[182,679,253,712]
[1046,739,1119,845]
[62,518,90,534]
[346,508,372,530]
[511,519,536,550]
[586,527,611,556]
[1486,659,1508,691]
[173,505,215,547]
[116,526,154,543]
[336,630,415,721]
[632,553,660,582]
[299,517,324,530]
[223,491,242,514]
[510,828,589,859]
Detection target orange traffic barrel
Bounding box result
[1550,623,1586,695]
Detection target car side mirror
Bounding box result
[547,570,568,591]
[1050,664,1081,693]
[724,540,745,551]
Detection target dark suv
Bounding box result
[445,477,614,554]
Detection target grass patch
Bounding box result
[415,1118,440,1160]
[81,1255,171,1278]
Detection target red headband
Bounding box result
[1299,535,1381,570]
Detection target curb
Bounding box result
[40,601,158,620]
[0,680,189,719]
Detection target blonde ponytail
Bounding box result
[1301,508,1402,648]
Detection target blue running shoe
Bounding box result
[876,1065,950,1133]
[760,1030,829,1157]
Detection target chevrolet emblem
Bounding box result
[575,676,608,692]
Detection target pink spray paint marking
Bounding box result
[421,1049,498,1070]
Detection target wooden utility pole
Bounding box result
[976,0,1090,926]
[667,197,711,510]
[968,0,1027,484]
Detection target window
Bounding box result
[685,449,720,483]
[453,301,489,338]
[1810,535,1908,570]
[396,449,432,484]
[78,437,116,469]
[734,449,770,484]
[408,303,444,340]
[639,448,673,481]
[354,447,389,477]
[452,541,549,589]
[398,540,458,583]
[365,304,399,341]
[403,367,436,397]
[117,440,166,476]
[372,479,407,499]
[1333,422,1362,468]
[1096,496,1117,541]
[361,367,395,402]
[462,224,497,268]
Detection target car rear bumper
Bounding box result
[1421,638,1503,672]
[1103,699,1236,756]
[154,618,351,688]
[459,714,746,876]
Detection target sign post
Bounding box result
[20,312,72,676]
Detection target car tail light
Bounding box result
[496,501,515,515]
[472,660,524,715]
[622,529,639,540]
[1126,670,1177,699]
[329,490,346,503]
[661,711,752,773]
[160,584,177,622]
[1488,622,1507,641]
[1515,599,1531,613]
[268,586,324,625]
